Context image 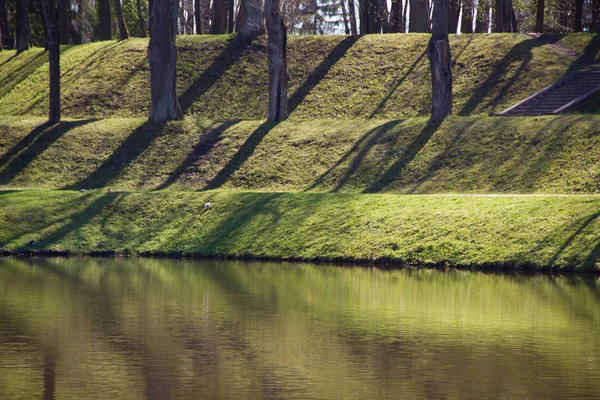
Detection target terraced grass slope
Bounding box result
[1,33,598,119]
[1,190,598,270]
[0,115,598,193]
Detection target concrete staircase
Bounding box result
[499,68,600,116]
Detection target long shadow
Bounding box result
[565,33,600,76]
[406,118,478,193]
[458,35,562,116]
[305,120,403,192]
[582,240,600,270]
[0,51,48,98]
[287,36,359,115]
[363,120,441,193]
[35,193,119,247]
[178,34,259,113]
[369,50,427,119]
[548,211,600,267]
[203,121,278,190]
[63,121,166,190]
[0,119,99,186]
[157,120,240,190]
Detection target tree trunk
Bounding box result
[114,0,130,39]
[574,0,583,31]
[348,0,357,34]
[185,0,194,32]
[59,0,68,43]
[447,0,460,33]
[68,17,82,43]
[511,5,517,31]
[402,0,408,31]
[409,0,429,32]
[461,0,473,32]
[340,0,350,34]
[535,0,544,32]
[148,0,183,122]
[429,0,452,123]
[359,0,367,33]
[493,0,503,31]
[41,0,61,123]
[502,0,512,31]
[98,0,112,40]
[137,0,147,36]
[237,0,264,35]
[265,0,287,121]
[380,0,389,32]
[389,0,402,32]
[0,0,13,48]
[593,0,600,32]
[211,0,227,33]
[475,0,489,32]
[194,0,201,32]
[16,0,30,51]
[227,0,234,32]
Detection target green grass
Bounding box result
[0,190,598,270]
[0,115,598,193]
[0,33,594,119]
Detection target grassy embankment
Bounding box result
[0,33,598,270]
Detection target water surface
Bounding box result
[0,258,599,399]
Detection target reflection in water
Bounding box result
[0,258,599,399]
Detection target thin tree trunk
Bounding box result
[348,0,357,34]
[510,5,517,31]
[475,0,489,32]
[448,0,460,32]
[41,0,61,123]
[137,0,147,36]
[341,0,350,34]
[98,0,112,40]
[402,0,408,31]
[148,0,183,121]
[559,0,568,31]
[59,0,68,43]
[35,0,49,48]
[265,0,287,121]
[535,0,544,31]
[461,0,473,32]
[409,0,429,32]
[574,0,583,31]
[0,0,13,48]
[501,0,512,31]
[114,0,130,39]
[381,0,390,32]
[186,0,194,32]
[429,0,452,123]
[16,0,30,51]
[179,0,185,33]
[194,0,201,32]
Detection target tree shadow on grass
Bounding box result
[157,120,241,190]
[35,193,120,249]
[178,34,259,113]
[287,36,359,115]
[0,119,99,186]
[548,211,600,270]
[565,33,600,76]
[63,121,166,190]
[368,50,427,119]
[0,51,48,99]
[363,120,442,193]
[305,120,404,192]
[458,35,562,116]
[203,121,278,190]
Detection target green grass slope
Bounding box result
[0,190,598,270]
[0,115,598,193]
[0,33,596,119]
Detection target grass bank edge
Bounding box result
[1,190,598,271]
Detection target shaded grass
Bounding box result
[0,33,584,119]
[0,115,598,194]
[0,190,598,271]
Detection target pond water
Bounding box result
[0,258,599,400]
